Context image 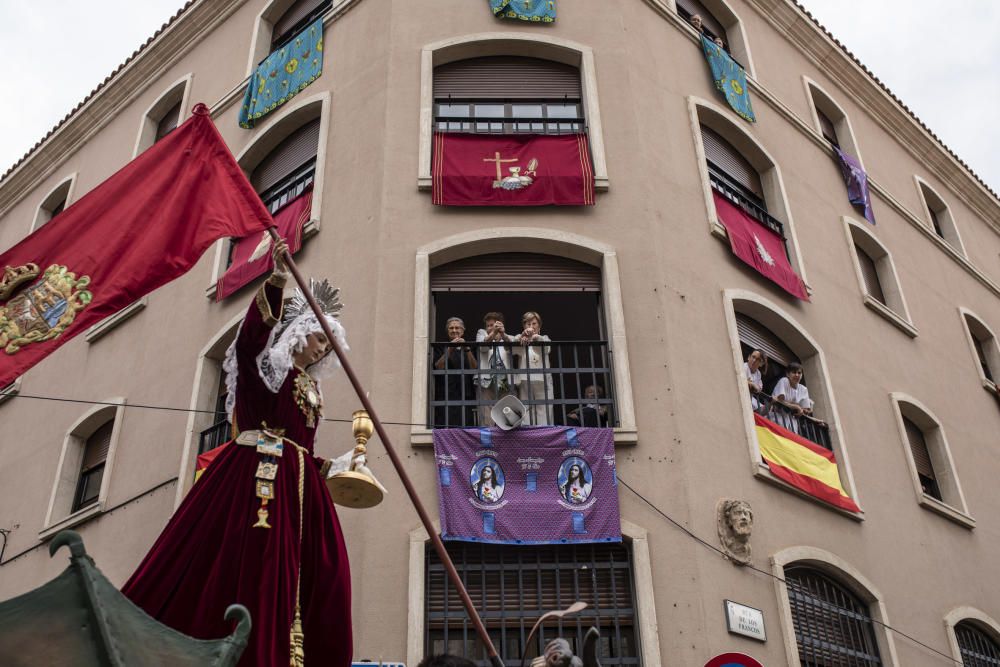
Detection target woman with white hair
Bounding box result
[123,239,353,667]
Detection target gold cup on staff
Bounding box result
[326,409,385,508]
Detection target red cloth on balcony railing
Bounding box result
[215,188,310,300]
[432,132,594,206]
[712,191,809,301]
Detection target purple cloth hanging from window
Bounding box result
[835,147,875,224]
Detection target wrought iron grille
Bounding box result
[269,0,331,53]
[751,389,832,451]
[785,566,882,666]
[434,101,584,135]
[956,621,1000,666]
[429,341,617,429]
[708,160,789,257]
[259,159,315,214]
[425,541,640,665]
[199,420,232,456]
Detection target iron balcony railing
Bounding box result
[259,159,316,214]
[199,418,232,455]
[433,115,586,135]
[751,389,832,451]
[268,0,332,54]
[429,340,617,429]
[707,160,789,256]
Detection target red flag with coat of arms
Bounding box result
[0,104,274,388]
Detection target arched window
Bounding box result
[434,56,583,135]
[915,177,964,254]
[960,309,1000,390]
[804,79,863,162]
[73,420,113,512]
[251,117,320,213]
[271,0,330,51]
[784,565,883,665]
[673,0,754,74]
[844,219,916,337]
[955,621,1000,666]
[32,175,75,232]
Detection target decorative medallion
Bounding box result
[752,234,775,267]
[293,371,323,428]
[483,151,539,190]
[0,264,92,354]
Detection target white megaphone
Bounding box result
[491,394,527,430]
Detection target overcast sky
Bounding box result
[0,0,997,191]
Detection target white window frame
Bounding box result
[206,91,330,299]
[944,607,1000,665]
[724,288,862,517]
[958,307,1000,395]
[417,32,610,192]
[771,546,901,667]
[132,74,193,157]
[246,0,353,78]
[40,398,126,539]
[650,0,757,78]
[842,217,917,337]
[914,175,966,256]
[405,518,660,666]
[889,392,974,528]
[802,76,864,165]
[689,96,812,292]
[30,173,77,233]
[410,228,637,446]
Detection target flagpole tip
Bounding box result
[191,103,210,116]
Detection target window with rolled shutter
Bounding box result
[155,99,182,142]
[271,0,331,50]
[855,245,886,304]
[74,420,113,512]
[674,0,728,47]
[736,314,794,367]
[431,253,601,292]
[903,416,940,499]
[251,119,320,212]
[955,621,1000,666]
[425,541,639,664]
[701,126,763,199]
[785,566,882,666]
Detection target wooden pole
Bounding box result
[267,229,503,665]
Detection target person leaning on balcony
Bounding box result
[743,349,767,410]
[515,311,554,426]
[772,362,814,417]
[476,311,516,425]
[433,317,477,427]
[567,384,609,427]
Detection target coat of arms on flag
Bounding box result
[0,264,92,354]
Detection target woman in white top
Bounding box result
[742,349,766,410]
[515,310,553,426]
[770,361,819,433]
[475,311,516,425]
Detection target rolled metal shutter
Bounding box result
[736,314,794,367]
[251,119,321,194]
[82,421,114,471]
[855,245,886,304]
[903,417,935,481]
[434,57,581,100]
[701,126,763,197]
[431,253,601,292]
[272,0,329,47]
[675,0,728,44]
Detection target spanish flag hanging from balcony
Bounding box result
[712,191,809,301]
[754,413,860,512]
[432,133,594,206]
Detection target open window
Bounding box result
[804,78,863,161]
[674,0,754,75]
[844,219,916,337]
[915,177,965,254]
[31,174,75,232]
[959,308,1000,392]
[890,393,973,527]
[248,0,331,74]
[250,117,319,214]
[133,76,191,157]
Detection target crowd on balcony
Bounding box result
[743,348,831,448]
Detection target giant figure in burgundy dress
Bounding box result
[123,242,352,667]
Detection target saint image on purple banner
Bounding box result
[433,426,621,545]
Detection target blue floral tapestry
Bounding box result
[490,0,556,23]
[238,18,324,129]
[700,34,755,123]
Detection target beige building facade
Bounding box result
[1,0,1000,664]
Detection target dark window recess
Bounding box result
[701,126,762,197]
[431,253,601,292]
[434,57,584,135]
[73,421,113,512]
[785,566,882,666]
[155,99,182,142]
[903,416,940,500]
[927,206,944,238]
[425,541,640,665]
[199,371,232,455]
[955,621,1000,666]
[251,118,320,213]
[972,335,995,382]
[675,0,728,49]
[50,199,66,218]
[817,108,839,147]
[271,0,331,51]
[855,245,886,304]
[736,314,794,367]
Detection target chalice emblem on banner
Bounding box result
[483,151,540,190]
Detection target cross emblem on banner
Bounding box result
[483,152,518,181]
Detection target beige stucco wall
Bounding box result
[1,0,999,664]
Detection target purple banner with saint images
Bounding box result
[433,426,621,545]
[835,147,876,224]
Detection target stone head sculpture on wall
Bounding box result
[717,498,753,565]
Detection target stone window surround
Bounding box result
[688,96,813,293]
[409,227,637,447]
[417,32,610,192]
[913,175,967,257]
[842,217,917,338]
[770,546,901,667]
[205,91,330,299]
[405,518,661,666]
[40,398,127,540]
[647,0,758,79]
[131,74,194,158]
[30,173,77,234]
[944,607,1000,665]
[958,307,1000,394]
[173,313,242,509]
[888,392,974,529]
[245,0,352,77]
[723,288,863,518]
[802,76,865,168]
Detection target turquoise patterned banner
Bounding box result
[700,34,756,123]
[239,18,324,129]
[490,0,556,23]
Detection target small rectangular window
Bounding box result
[903,417,940,500]
[855,245,886,304]
[73,421,113,512]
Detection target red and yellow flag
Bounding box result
[194,443,229,483]
[754,413,860,512]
